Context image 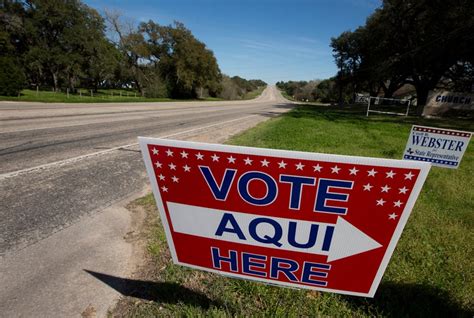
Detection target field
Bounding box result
[113,105,473,317]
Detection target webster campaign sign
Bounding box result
[403,125,472,168]
[139,138,430,297]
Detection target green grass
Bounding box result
[243,86,266,100]
[0,89,224,103]
[0,86,266,103]
[279,89,295,101]
[121,105,473,317]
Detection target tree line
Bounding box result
[330,0,474,110]
[0,0,265,99]
[276,79,341,103]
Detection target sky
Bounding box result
[84,0,381,84]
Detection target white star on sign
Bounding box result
[261,159,270,167]
[399,186,408,194]
[331,165,341,174]
[161,186,168,192]
[295,162,305,170]
[404,171,415,180]
[152,148,159,155]
[227,156,236,164]
[211,154,220,162]
[386,170,396,178]
[183,165,191,172]
[244,157,253,165]
[349,167,359,175]
[158,174,165,180]
[195,152,204,160]
[313,164,322,172]
[166,149,174,157]
[154,161,162,168]
[363,183,373,191]
[388,213,398,220]
[381,185,391,193]
[172,176,179,183]
[278,160,287,169]
[169,163,176,170]
[367,168,378,177]
[376,198,386,206]
[394,200,403,207]
[180,150,188,158]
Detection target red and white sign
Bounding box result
[139,137,430,297]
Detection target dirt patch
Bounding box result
[81,304,97,318]
[109,197,226,317]
[109,199,159,317]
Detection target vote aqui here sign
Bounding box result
[139,138,430,297]
[403,125,472,168]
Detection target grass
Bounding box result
[117,104,473,317]
[0,86,266,103]
[0,89,174,103]
[243,86,266,100]
[279,89,295,101]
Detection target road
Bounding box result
[0,86,293,317]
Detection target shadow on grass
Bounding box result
[84,270,223,310]
[343,282,472,317]
[288,104,474,131]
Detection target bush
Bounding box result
[0,56,25,96]
[143,76,168,98]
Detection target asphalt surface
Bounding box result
[0,86,293,316]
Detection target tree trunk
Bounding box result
[381,83,395,98]
[368,81,380,97]
[52,71,59,92]
[68,75,75,92]
[412,74,442,116]
[135,80,144,97]
[415,85,429,115]
[381,79,404,99]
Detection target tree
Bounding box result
[106,10,150,95]
[0,56,25,96]
[219,75,241,100]
[82,38,122,91]
[218,75,265,100]
[331,0,474,111]
[0,0,26,95]
[148,22,222,98]
[383,0,474,109]
[0,1,255,100]
[442,61,474,93]
[316,79,338,103]
[331,13,408,99]
[23,0,108,91]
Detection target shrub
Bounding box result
[0,56,25,96]
[143,77,168,98]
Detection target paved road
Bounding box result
[0,86,293,316]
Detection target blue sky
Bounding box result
[84,0,380,84]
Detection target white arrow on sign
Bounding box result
[167,202,382,262]
[327,217,382,262]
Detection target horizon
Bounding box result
[84,0,381,84]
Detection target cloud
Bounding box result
[296,36,322,45]
[239,38,329,58]
[240,39,276,50]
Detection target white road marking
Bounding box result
[0,115,259,180]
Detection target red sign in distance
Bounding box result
[139,137,430,297]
